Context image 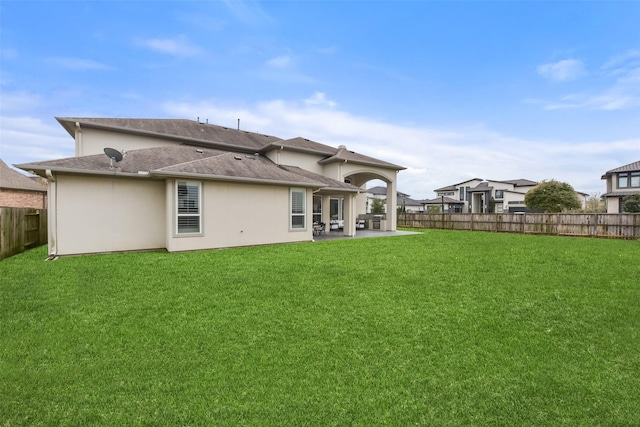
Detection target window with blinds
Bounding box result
[290,188,305,229]
[176,181,201,234]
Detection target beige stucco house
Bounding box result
[601,160,640,213]
[16,118,405,256]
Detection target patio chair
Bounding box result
[313,222,326,237]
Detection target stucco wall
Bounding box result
[165,180,313,252]
[77,128,177,157]
[55,175,165,255]
[264,149,325,174]
[0,189,47,209]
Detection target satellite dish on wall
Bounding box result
[104,147,124,169]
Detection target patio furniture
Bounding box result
[313,222,326,237]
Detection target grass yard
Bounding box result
[1,230,639,426]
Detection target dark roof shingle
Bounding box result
[0,159,47,192]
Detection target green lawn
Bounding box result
[1,230,639,426]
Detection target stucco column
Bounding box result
[321,194,331,226]
[386,181,397,231]
[343,193,355,236]
[165,179,174,251]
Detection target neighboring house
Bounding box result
[601,160,640,213]
[421,196,465,213]
[17,118,405,256]
[432,178,539,213]
[366,186,423,212]
[0,158,47,208]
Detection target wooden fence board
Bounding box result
[0,207,48,260]
[398,212,639,240]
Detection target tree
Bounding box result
[583,192,606,213]
[371,198,385,214]
[524,179,582,213]
[622,194,640,213]
[487,196,496,213]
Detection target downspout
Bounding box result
[276,146,284,165]
[75,122,82,157]
[45,170,58,258]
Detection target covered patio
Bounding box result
[312,229,420,241]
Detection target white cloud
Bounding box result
[537,59,586,82]
[538,52,640,111]
[221,0,272,26]
[304,92,336,108]
[601,49,640,73]
[135,35,202,57]
[0,90,42,114]
[266,55,292,69]
[162,95,638,198]
[258,54,315,84]
[46,57,114,71]
[0,116,73,165]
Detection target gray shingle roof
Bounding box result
[278,165,362,192]
[422,196,464,204]
[319,147,405,170]
[57,117,405,172]
[367,185,410,198]
[266,137,337,156]
[500,179,538,187]
[15,145,358,189]
[0,158,47,192]
[602,160,640,176]
[154,153,326,186]
[57,117,283,152]
[435,178,537,192]
[603,190,640,197]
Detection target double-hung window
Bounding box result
[176,181,201,234]
[290,188,306,230]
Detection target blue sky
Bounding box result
[1,1,639,198]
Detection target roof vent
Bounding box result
[196,149,204,153]
[234,155,242,160]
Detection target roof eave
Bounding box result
[317,157,406,171]
[149,170,325,188]
[15,163,152,179]
[56,117,261,153]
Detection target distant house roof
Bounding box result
[422,196,464,205]
[401,197,423,206]
[468,181,493,192]
[367,185,410,198]
[0,158,47,192]
[603,190,640,197]
[434,178,537,192]
[56,117,404,171]
[601,160,640,179]
[15,145,362,191]
[500,179,538,187]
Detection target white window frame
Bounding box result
[176,180,202,235]
[290,188,306,230]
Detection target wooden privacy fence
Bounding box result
[398,213,640,240]
[0,207,48,260]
